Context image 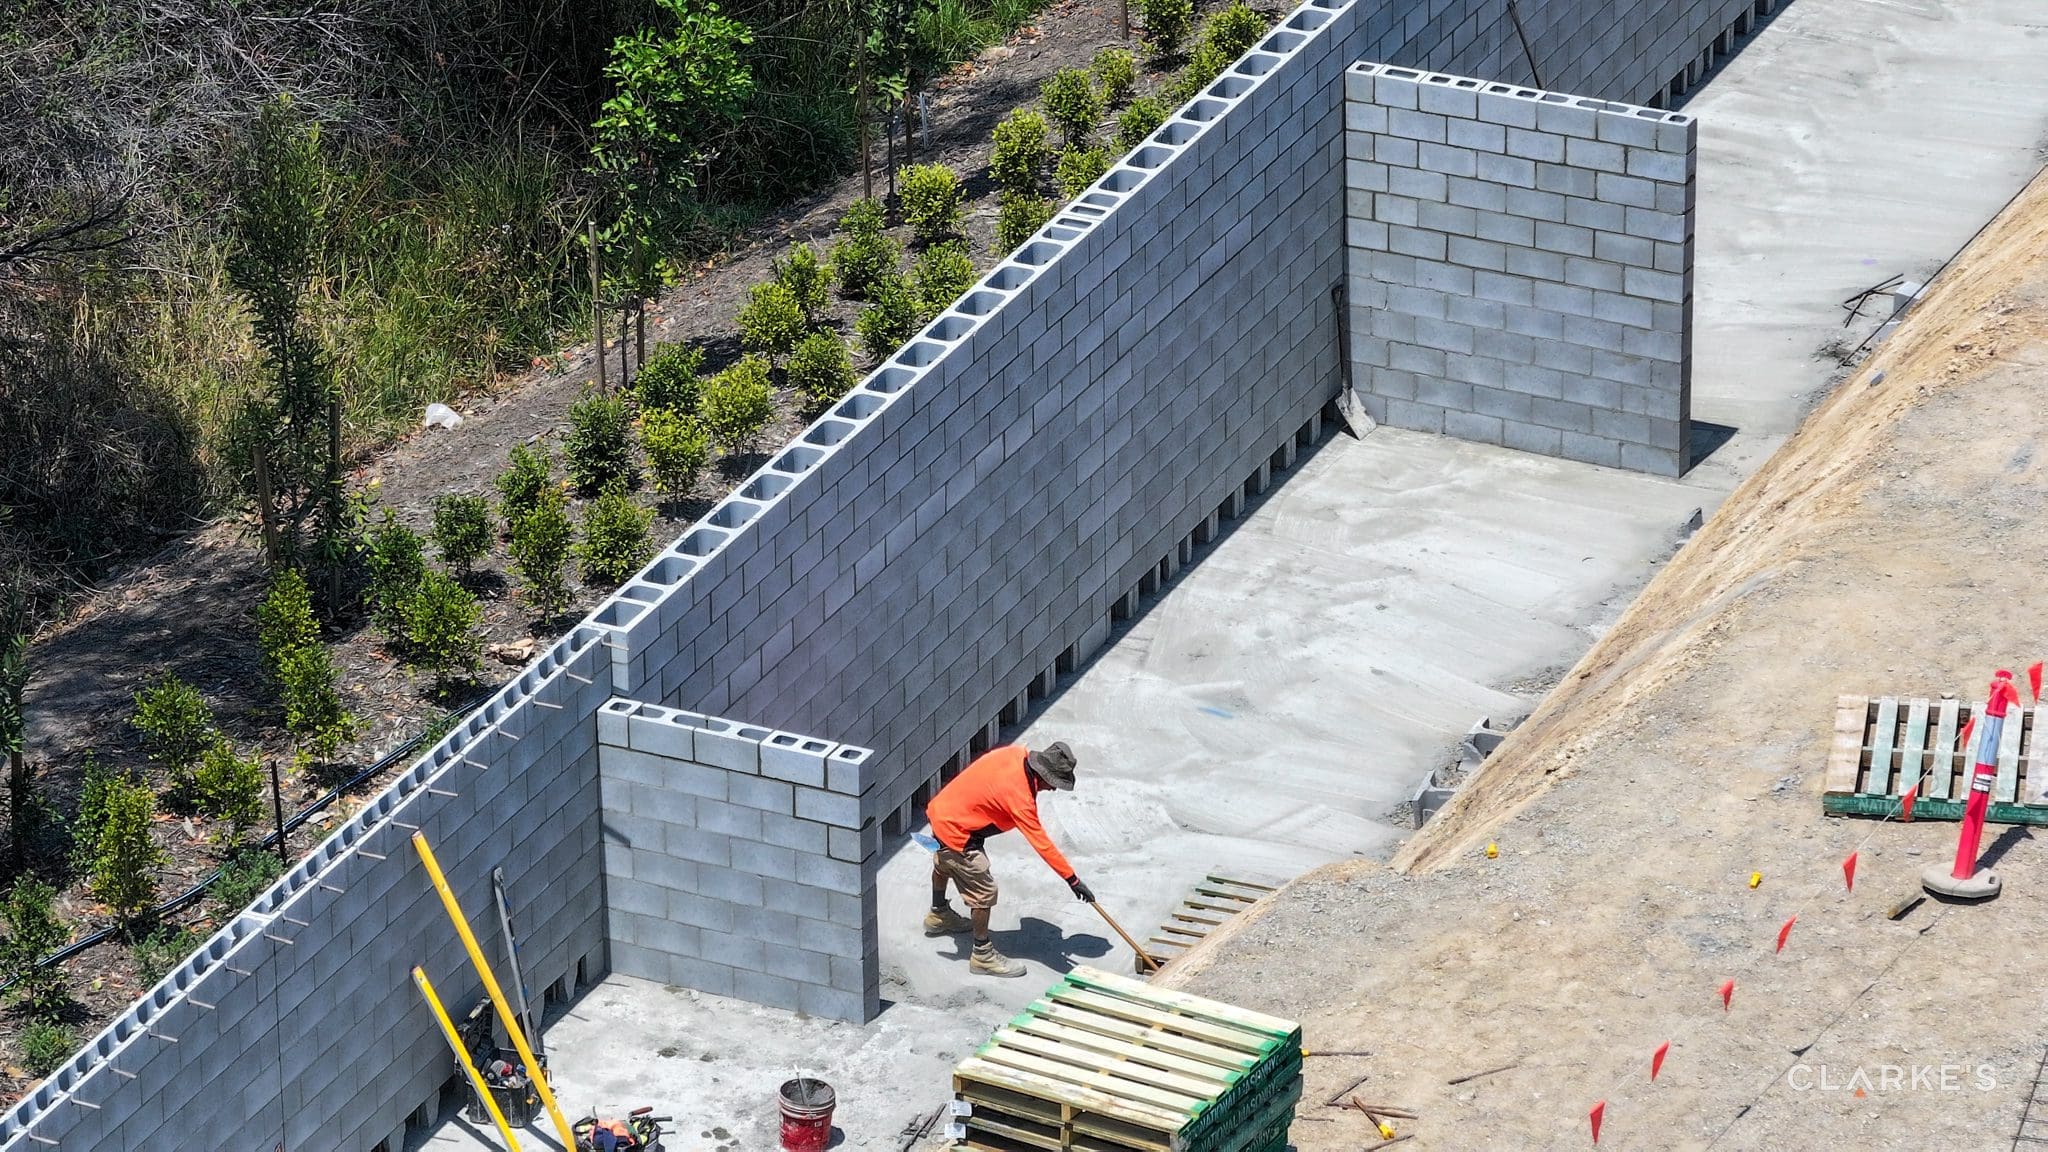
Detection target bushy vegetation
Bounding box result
[772,245,831,322]
[634,344,706,414]
[70,756,125,873]
[1204,1,1268,60]
[1056,146,1113,200]
[132,674,216,789]
[19,1021,75,1078]
[855,275,923,362]
[132,924,200,985]
[1141,0,1196,60]
[0,879,68,1016]
[431,494,493,572]
[991,111,1052,195]
[788,332,859,415]
[830,199,903,301]
[366,514,428,634]
[193,739,266,843]
[90,774,164,923]
[901,164,966,245]
[698,357,779,453]
[1117,97,1170,150]
[737,281,808,361]
[1093,47,1137,107]
[401,570,483,692]
[277,641,356,761]
[642,408,712,497]
[1041,69,1105,147]
[997,191,1054,253]
[509,486,575,618]
[913,243,978,321]
[210,851,285,918]
[577,484,657,586]
[565,389,637,494]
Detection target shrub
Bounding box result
[496,442,554,530]
[19,1021,75,1077]
[1169,41,1229,104]
[737,281,807,362]
[365,513,427,633]
[830,198,901,300]
[1204,0,1268,60]
[1140,0,1193,60]
[132,924,200,986]
[278,642,355,761]
[771,244,830,321]
[913,242,977,321]
[900,164,965,245]
[633,344,705,414]
[565,389,637,494]
[430,495,492,572]
[0,878,67,1016]
[91,775,164,922]
[1093,47,1137,107]
[698,356,778,454]
[210,850,284,918]
[1041,68,1104,146]
[642,408,711,498]
[131,673,214,788]
[990,110,1052,196]
[787,332,858,416]
[1056,146,1113,200]
[576,484,656,587]
[509,486,574,618]
[1117,96,1170,150]
[996,191,1055,254]
[71,755,123,871]
[402,570,482,691]
[854,274,921,363]
[193,739,266,843]
[254,569,320,675]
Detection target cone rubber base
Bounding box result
[1922,864,2001,900]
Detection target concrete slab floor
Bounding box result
[415,1,2048,1148]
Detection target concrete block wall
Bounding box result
[1343,63,1696,474]
[596,699,879,1022]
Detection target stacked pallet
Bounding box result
[1142,876,1276,970]
[950,966,1301,1152]
[1823,694,2048,823]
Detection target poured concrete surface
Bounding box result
[416,0,2048,1147]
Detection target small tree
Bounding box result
[566,389,638,495]
[900,164,964,245]
[430,495,493,572]
[771,245,830,322]
[1140,0,1193,61]
[91,775,164,923]
[997,191,1054,254]
[991,110,1051,196]
[736,281,807,362]
[788,332,858,416]
[912,243,976,322]
[401,570,483,693]
[278,642,355,763]
[698,356,778,454]
[1204,0,1268,60]
[70,755,122,873]
[509,487,575,619]
[0,878,67,1016]
[1041,69,1104,147]
[365,513,427,635]
[496,443,554,531]
[854,274,921,362]
[255,569,320,676]
[1093,47,1137,107]
[642,408,712,499]
[830,198,902,301]
[1117,97,1170,150]
[193,740,265,844]
[577,484,657,587]
[132,673,215,790]
[634,344,705,414]
[1056,146,1113,200]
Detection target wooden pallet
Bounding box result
[1141,876,1277,970]
[1823,694,2048,822]
[950,966,1302,1152]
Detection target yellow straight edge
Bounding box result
[413,966,523,1152]
[413,832,576,1149]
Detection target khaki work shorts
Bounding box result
[934,846,999,909]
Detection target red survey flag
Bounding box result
[1776,915,1796,954]
[1651,1041,1670,1081]
[1719,979,1735,1010]
[1590,1100,1606,1144]
[1842,851,1858,892]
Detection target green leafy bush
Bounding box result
[71,755,123,872]
[278,642,355,761]
[565,389,637,494]
[430,494,492,571]
[854,274,921,363]
[254,569,320,675]
[402,570,482,691]
[996,191,1055,254]
[131,673,215,788]
[1093,47,1137,107]
[365,513,427,634]
[193,739,266,843]
[913,243,977,321]
[1041,68,1104,146]
[131,924,199,986]
[830,198,901,300]
[509,486,574,618]
[633,344,705,414]
[737,281,807,361]
[19,1021,75,1077]
[641,408,711,498]
[1056,146,1113,200]
[1204,0,1268,60]
[495,442,554,530]
[990,110,1052,195]
[1140,0,1194,60]
[91,775,164,922]
[900,164,965,245]
[771,245,830,321]
[1169,41,1229,104]
[210,850,284,918]
[0,878,67,1016]
[576,484,656,587]
[698,356,778,454]
[787,332,858,416]
[1117,97,1170,150]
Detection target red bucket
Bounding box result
[779,1078,835,1152]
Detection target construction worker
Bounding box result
[924,741,1093,977]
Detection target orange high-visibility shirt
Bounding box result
[926,745,1075,880]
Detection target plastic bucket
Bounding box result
[778,1078,835,1152]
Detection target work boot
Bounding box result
[970,942,1026,978]
[923,906,974,936]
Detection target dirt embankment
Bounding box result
[1173,171,2048,1149]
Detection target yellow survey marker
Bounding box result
[413,832,575,1149]
[413,966,522,1152]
